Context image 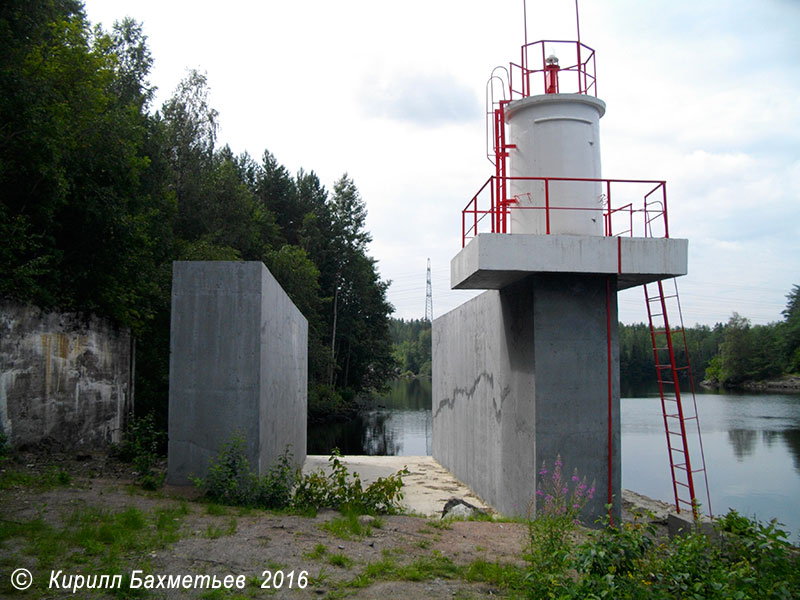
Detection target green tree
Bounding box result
[782,285,800,372]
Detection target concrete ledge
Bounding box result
[452,234,688,291]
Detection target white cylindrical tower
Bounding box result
[507,93,606,235]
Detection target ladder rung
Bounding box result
[675,481,690,489]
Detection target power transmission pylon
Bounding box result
[425,258,433,322]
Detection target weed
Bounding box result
[464,559,527,590]
[305,543,327,560]
[426,518,452,530]
[294,448,408,514]
[0,426,8,461]
[205,517,237,539]
[195,436,296,509]
[205,502,228,516]
[0,466,72,490]
[321,512,373,540]
[113,412,165,490]
[328,552,355,568]
[196,438,408,515]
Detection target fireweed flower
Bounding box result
[533,455,596,523]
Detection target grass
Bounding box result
[0,465,72,490]
[320,512,377,540]
[204,517,238,539]
[327,552,355,568]
[0,502,191,598]
[340,552,528,592]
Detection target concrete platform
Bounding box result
[303,455,491,517]
[452,233,688,290]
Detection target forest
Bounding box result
[0,1,394,428]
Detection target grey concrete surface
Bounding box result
[432,274,621,524]
[0,301,133,449]
[167,262,307,485]
[452,233,688,290]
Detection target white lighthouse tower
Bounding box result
[433,7,696,523]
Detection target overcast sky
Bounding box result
[82,0,800,326]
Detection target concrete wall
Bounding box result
[167,261,307,485]
[0,302,133,449]
[433,274,620,523]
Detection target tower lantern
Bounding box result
[544,54,560,93]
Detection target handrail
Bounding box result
[510,40,598,99]
[462,176,669,247]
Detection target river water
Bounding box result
[308,379,800,541]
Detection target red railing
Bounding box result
[509,40,598,99]
[461,176,668,247]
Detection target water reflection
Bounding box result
[307,379,432,456]
[728,429,757,460]
[622,392,800,541]
[308,381,800,540]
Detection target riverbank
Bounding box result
[702,374,800,393]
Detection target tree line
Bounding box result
[621,284,800,392]
[390,284,800,392]
[0,1,394,427]
[389,318,432,377]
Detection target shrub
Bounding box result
[198,435,296,508]
[568,509,800,599]
[112,413,165,490]
[196,440,408,515]
[293,449,408,514]
[0,426,8,461]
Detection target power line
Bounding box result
[425,258,433,322]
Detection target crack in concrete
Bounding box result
[434,371,494,418]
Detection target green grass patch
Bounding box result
[327,552,355,568]
[0,466,72,490]
[204,517,238,539]
[304,543,327,560]
[0,502,191,597]
[320,512,374,540]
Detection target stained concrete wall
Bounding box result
[167,262,307,485]
[433,274,620,523]
[0,302,133,449]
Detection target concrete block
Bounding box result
[451,233,687,291]
[167,261,307,485]
[433,274,621,524]
[667,512,717,539]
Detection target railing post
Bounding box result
[545,179,551,234]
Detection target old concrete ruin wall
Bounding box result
[0,301,133,449]
[167,261,308,485]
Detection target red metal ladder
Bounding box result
[643,278,712,518]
